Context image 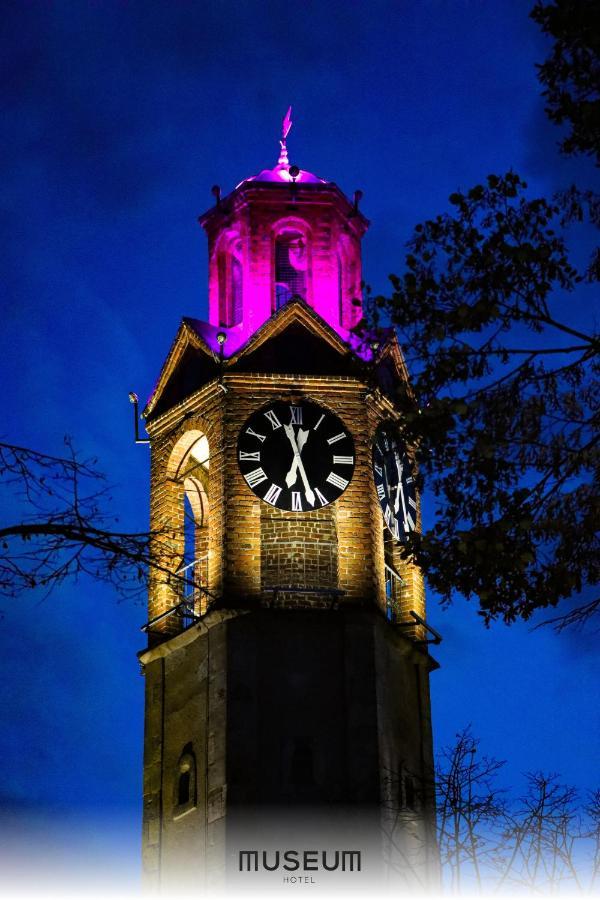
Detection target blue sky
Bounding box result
[1,0,598,879]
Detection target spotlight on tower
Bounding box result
[352,189,363,215]
[216,331,228,371]
[128,391,149,445]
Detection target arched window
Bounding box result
[218,237,243,327]
[174,744,196,816]
[337,234,361,329]
[275,230,308,309]
[169,432,210,620]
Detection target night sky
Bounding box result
[1,0,598,883]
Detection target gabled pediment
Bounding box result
[144,301,410,421]
[144,320,219,419]
[375,330,410,386]
[225,299,360,377]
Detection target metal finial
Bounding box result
[277,105,292,166]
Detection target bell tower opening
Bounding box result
[217,233,243,327]
[274,228,309,309]
[152,430,211,626]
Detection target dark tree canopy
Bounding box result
[369,173,599,627]
[532,0,600,164]
[365,1,600,629]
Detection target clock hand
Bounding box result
[393,453,403,514]
[284,425,315,506]
[394,451,411,531]
[284,426,308,486]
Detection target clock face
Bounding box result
[237,399,355,512]
[372,424,417,541]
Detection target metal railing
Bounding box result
[384,562,405,622]
[397,610,442,645]
[141,555,211,634]
[177,555,209,626]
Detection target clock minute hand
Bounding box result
[284,428,309,487]
[394,451,410,530]
[393,454,403,514]
[284,425,315,506]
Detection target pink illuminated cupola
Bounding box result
[198,108,369,353]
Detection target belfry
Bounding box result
[138,110,439,892]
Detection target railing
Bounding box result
[397,610,442,645]
[141,555,211,635]
[384,562,405,622]
[177,555,209,625]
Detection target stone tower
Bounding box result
[138,112,439,893]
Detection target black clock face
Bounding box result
[373,424,417,541]
[237,400,355,512]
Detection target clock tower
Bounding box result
[138,112,439,893]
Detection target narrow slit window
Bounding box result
[174,744,197,816]
[178,769,191,806]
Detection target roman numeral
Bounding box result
[326,472,349,491]
[291,492,303,511]
[264,409,282,430]
[408,496,417,509]
[245,467,268,488]
[377,484,385,500]
[384,505,393,526]
[327,432,346,445]
[405,513,415,531]
[374,464,383,477]
[314,413,325,431]
[332,455,353,465]
[406,476,414,483]
[392,519,400,540]
[246,427,266,443]
[314,488,328,506]
[263,483,282,506]
[239,450,260,461]
[289,406,303,425]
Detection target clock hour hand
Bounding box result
[284,427,308,486]
[284,425,315,506]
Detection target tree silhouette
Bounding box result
[367,2,600,629]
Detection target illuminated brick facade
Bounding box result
[138,136,438,892]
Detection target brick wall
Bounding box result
[261,505,337,607]
[145,371,427,638]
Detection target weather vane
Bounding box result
[277,105,292,167]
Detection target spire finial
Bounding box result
[277,106,292,167]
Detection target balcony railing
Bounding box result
[384,562,405,622]
[141,555,211,635]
